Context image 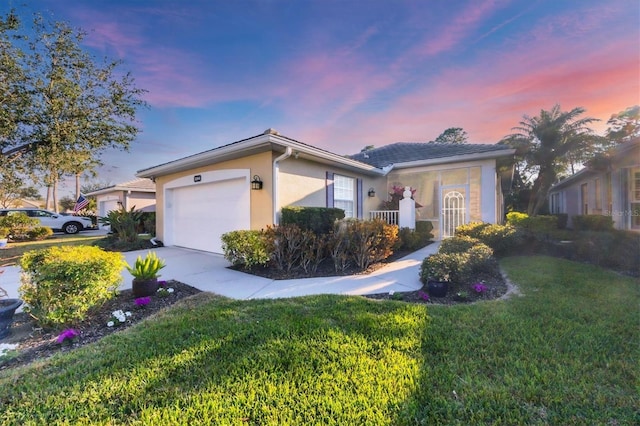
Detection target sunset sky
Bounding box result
[4,0,639,193]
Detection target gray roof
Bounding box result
[349,142,513,168]
[85,178,155,196]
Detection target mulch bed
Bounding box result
[0,280,201,371]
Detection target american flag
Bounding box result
[73,194,90,212]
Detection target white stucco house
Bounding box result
[85,178,156,219]
[136,129,515,253]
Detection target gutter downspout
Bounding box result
[273,147,293,224]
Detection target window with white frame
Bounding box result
[550,192,562,214]
[333,174,355,218]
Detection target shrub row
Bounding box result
[222,219,399,274]
[280,206,345,235]
[571,215,614,232]
[420,236,495,285]
[0,213,53,241]
[19,246,126,328]
[454,221,523,256]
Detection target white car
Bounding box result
[0,208,93,234]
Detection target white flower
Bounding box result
[107,321,114,327]
[125,311,132,317]
[389,290,395,296]
[167,288,174,293]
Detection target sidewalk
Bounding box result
[1,242,440,305]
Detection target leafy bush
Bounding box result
[454,222,521,256]
[346,219,398,270]
[0,213,51,241]
[264,224,315,272]
[505,211,528,227]
[572,215,614,232]
[553,213,568,229]
[99,206,142,244]
[27,226,53,241]
[420,252,457,283]
[439,235,482,254]
[281,206,345,235]
[300,234,326,274]
[221,230,270,268]
[397,221,434,251]
[19,246,126,328]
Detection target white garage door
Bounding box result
[100,199,120,217]
[167,177,250,253]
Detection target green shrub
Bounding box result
[300,233,326,274]
[0,213,49,241]
[572,215,614,232]
[26,226,53,241]
[99,206,142,244]
[327,228,351,272]
[439,235,483,254]
[455,221,490,238]
[19,246,126,328]
[397,221,434,251]
[221,230,270,268]
[346,219,398,270]
[460,244,496,281]
[553,213,568,229]
[420,252,457,283]
[264,224,314,272]
[505,211,528,227]
[281,206,345,235]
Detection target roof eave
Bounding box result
[136,133,385,178]
[388,148,516,170]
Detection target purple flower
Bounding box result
[418,291,430,301]
[158,280,167,288]
[57,329,78,344]
[472,283,488,293]
[135,296,151,306]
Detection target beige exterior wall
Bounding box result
[278,157,385,219]
[154,151,273,241]
[125,192,155,211]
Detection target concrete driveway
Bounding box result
[1,242,439,304]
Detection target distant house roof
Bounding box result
[349,142,514,168]
[85,178,156,197]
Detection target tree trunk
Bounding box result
[45,186,52,210]
[52,179,58,213]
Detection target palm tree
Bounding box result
[504,104,602,216]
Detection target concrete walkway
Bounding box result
[1,242,440,305]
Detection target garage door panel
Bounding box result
[167,178,250,253]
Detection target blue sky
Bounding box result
[4,0,639,196]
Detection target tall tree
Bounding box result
[0,10,147,210]
[502,104,601,216]
[606,105,640,143]
[434,127,468,144]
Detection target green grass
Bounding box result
[0,234,105,267]
[0,256,638,425]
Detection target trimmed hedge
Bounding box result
[19,246,126,328]
[221,230,270,268]
[281,206,345,235]
[572,215,614,232]
[0,213,52,241]
[455,221,522,256]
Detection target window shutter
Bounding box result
[326,172,334,208]
[357,178,363,219]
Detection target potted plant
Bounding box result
[125,252,166,297]
[420,253,452,297]
[0,270,23,339]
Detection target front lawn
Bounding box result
[0,234,105,267]
[0,256,637,424]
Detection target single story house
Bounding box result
[85,178,156,219]
[548,138,640,232]
[136,129,515,253]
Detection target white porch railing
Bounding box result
[369,210,399,225]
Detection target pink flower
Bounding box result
[57,329,78,344]
[473,283,488,293]
[135,297,151,306]
[418,291,430,301]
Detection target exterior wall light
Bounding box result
[251,175,263,190]
[368,188,376,197]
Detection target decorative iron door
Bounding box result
[441,187,468,238]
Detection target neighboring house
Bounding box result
[548,138,640,232]
[3,198,43,208]
[136,129,515,253]
[85,178,156,219]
